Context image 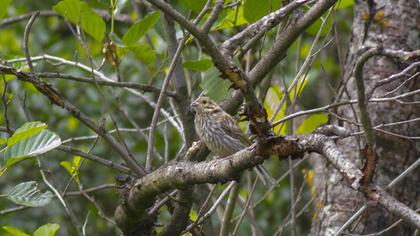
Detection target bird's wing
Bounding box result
[216,110,252,145]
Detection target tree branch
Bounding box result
[114,127,357,234]
[37,72,178,98]
[0,64,146,176]
[0,9,134,29]
[366,187,420,229]
[354,48,420,185]
[145,0,272,138]
[201,0,225,33]
[220,183,240,236]
[58,145,133,175]
[353,48,379,147]
[249,0,338,85]
[221,0,312,57]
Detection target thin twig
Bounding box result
[289,157,297,236]
[252,156,308,208]
[1,63,146,176]
[183,182,236,233]
[375,61,420,87]
[65,183,115,197]
[37,158,83,235]
[0,9,133,29]
[231,177,258,235]
[23,11,39,74]
[147,190,178,215]
[220,183,240,236]
[1,76,11,133]
[146,35,188,171]
[80,187,116,225]
[270,7,333,122]
[6,54,182,133]
[62,137,99,194]
[0,206,28,215]
[382,72,419,97]
[334,157,420,235]
[62,117,178,144]
[201,0,224,32]
[58,145,133,175]
[221,0,312,56]
[347,208,420,236]
[274,194,317,235]
[37,72,178,98]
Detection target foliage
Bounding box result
[53,0,106,42]
[2,223,60,236]
[0,0,354,235]
[1,181,53,207]
[0,122,61,175]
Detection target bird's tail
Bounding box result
[254,165,276,186]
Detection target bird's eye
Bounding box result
[202,100,207,104]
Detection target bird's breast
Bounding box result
[194,115,247,157]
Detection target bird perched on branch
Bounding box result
[191,96,275,186]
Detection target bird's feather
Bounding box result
[216,110,252,147]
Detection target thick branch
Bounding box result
[115,124,420,233]
[114,127,363,234]
[201,0,224,33]
[354,48,380,146]
[219,0,338,121]
[354,48,420,185]
[221,0,311,56]
[145,0,271,137]
[249,0,338,84]
[367,187,420,229]
[296,132,363,190]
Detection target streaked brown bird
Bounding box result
[191,96,275,185]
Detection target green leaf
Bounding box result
[60,156,82,184]
[73,155,82,167]
[2,181,54,207]
[33,223,60,236]
[0,138,6,146]
[214,5,248,30]
[182,58,213,71]
[243,0,282,23]
[0,124,61,174]
[336,0,354,9]
[179,0,207,13]
[288,77,308,100]
[0,73,16,92]
[6,121,47,147]
[1,225,29,236]
[129,44,157,65]
[0,0,12,19]
[53,0,105,42]
[296,114,328,134]
[122,11,160,46]
[189,209,198,221]
[60,161,72,172]
[60,161,74,177]
[305,13,333,37]
[117,46,130,58]
[264,86,287,135]
[200,67,231,102]
[113,0,130,15]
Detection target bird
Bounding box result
[191,96,275,186]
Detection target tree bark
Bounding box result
[310,0,420,235]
